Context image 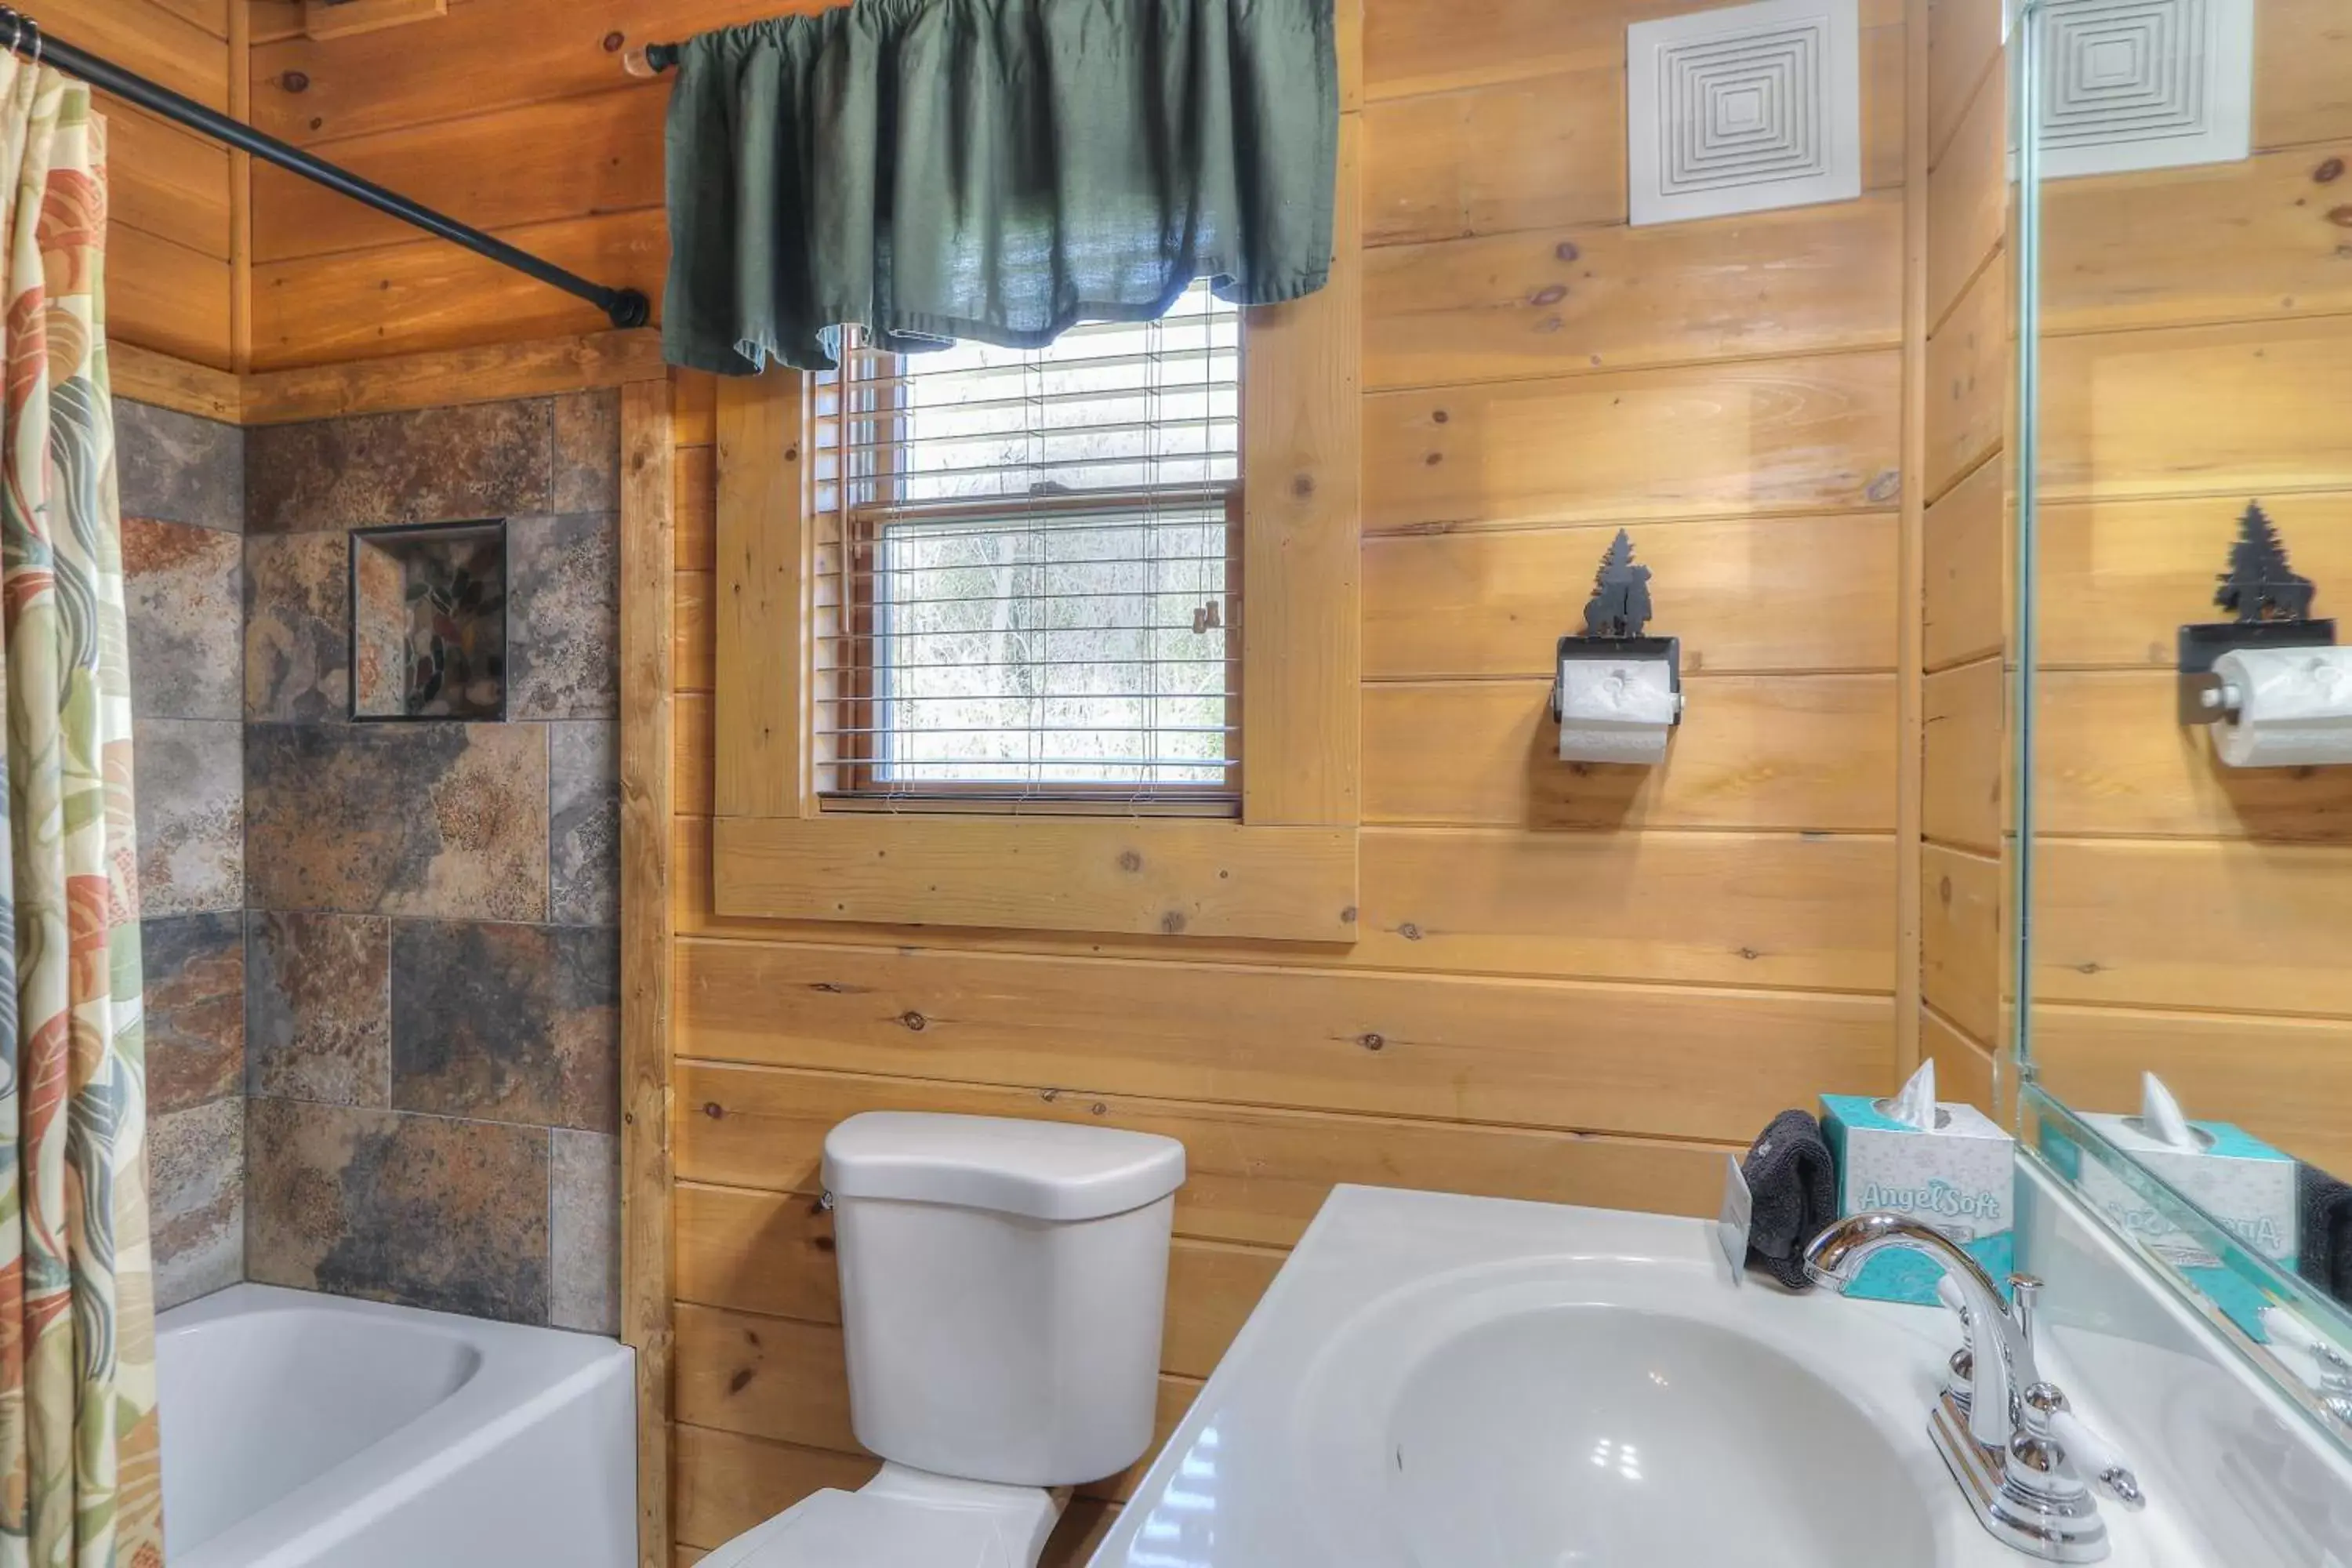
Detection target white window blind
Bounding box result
[810,282,1242,811]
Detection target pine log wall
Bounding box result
[659,2,1913,1559]
[243,0,811,370]
[236,0,1957,1561]
[56,0,241,367]
[1915,0,2009,1116]
[93,1,2352,1559]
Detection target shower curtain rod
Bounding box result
[623,42,683,77]
[0,5,652,331]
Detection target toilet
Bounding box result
[701,1112,1188,1568]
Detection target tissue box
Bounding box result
[2071,1112,2296,1272]
[1821,1094,2016,1306]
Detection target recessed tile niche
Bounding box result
[349,519,509,721]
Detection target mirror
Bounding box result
[2010,0,2352,1443]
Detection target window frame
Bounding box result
[708,124,1359,943]
[829,481,1245,810]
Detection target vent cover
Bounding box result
[2029,0,2252,179]
[1628,0,1862,227]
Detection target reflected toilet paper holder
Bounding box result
[2178,622,2337,724]
[1548,529,1683,764]
[2176,501,2336,725]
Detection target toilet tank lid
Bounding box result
[822,1112,1185,1221]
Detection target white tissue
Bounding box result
[2136,1072,2199,1151]
[2210,646,2352,768]
[1887,1059,1936,1131]
[1557,657,1678,764]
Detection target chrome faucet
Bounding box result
[1806,1212,2147,1565]
[2261,1305,2352,1430]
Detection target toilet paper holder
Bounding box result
[2176,501,2336,724]
[1548,529,1684,752]
[2178,622,2337,723]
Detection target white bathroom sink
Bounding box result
[1092,1185,2211,1568]
[1370,1303,1935,1566]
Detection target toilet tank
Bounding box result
[822,1112,1187,1487]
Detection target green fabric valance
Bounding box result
[662,0,1338,375]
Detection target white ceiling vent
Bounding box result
[2028,0,2252,179]
[1627,0,1862,227]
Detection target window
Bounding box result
[706,128,1360,942]
[814,285,1241,811]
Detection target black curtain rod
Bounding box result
[634,43,683,75]
[0,5,651,331]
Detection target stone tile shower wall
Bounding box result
[241,393,623,1330]
[120,398,248,1311]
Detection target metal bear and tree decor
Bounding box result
[1554,527,1682,727]
[2174,499,2336,723]
[1583,528,1655,637]
[2216,500,2317,622]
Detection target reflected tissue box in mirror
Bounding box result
[2069,1113,2296,1274]
[1820,1094,2015,1306]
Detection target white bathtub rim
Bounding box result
[162,1283,633,1568]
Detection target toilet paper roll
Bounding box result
[2211,646,2352,768]
[1557,656,1676,764]
[1557,724,1672,764]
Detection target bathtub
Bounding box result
[158,1283,636,1568]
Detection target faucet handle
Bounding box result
[2049,1406,2146,1512]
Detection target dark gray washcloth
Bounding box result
[1742,1109,1839,1290]
[2298,1163,2352,1305]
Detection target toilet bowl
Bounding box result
[699,1112,1188,1568]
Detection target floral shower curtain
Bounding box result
[0,56,163,1568]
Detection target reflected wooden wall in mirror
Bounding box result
[2009,0,2352,1440]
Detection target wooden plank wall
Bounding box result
[53,0,238,367]
[660,1,1911,1559]
[2006,0,2352,1176]
[241,0,843,370]
[149,0,2352,1554]
[1915,0,2007,1116]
